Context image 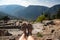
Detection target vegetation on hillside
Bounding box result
[56,9,60,19]
[0,16,10,22]
[36,14,46,22]
[37,32,43,37]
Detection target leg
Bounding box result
[28,29,32,36]
[27,35,34,40]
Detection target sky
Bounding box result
[0,0,60,7]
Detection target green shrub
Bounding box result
[37,32,43,37]
[36,15,45,22]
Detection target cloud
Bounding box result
[21,0,60,7]
[0,0,3,2]
[0,0,60,7]
[0,0,31,6]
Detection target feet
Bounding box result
[19,33,34,40]
[19,33,27,40]
[27,36,34,40]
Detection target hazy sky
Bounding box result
[0,0,60,7]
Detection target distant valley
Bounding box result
[0,4,60,20]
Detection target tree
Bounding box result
[36,15,46,22]
[56,9,60,19]
[44,12,52,20]
[52,15,56,19]
[2,16,10,23]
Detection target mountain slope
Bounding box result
[46,4,60,14]
[1,4,60,20]
[45,4,60,18]
[0,11,18,19]
[0,12,8,18]
[0,5,25,17]
[17,5,49,20]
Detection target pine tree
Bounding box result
[56,9,60,19]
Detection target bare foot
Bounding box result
[27,36,34,40]
[19,33,27,40]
